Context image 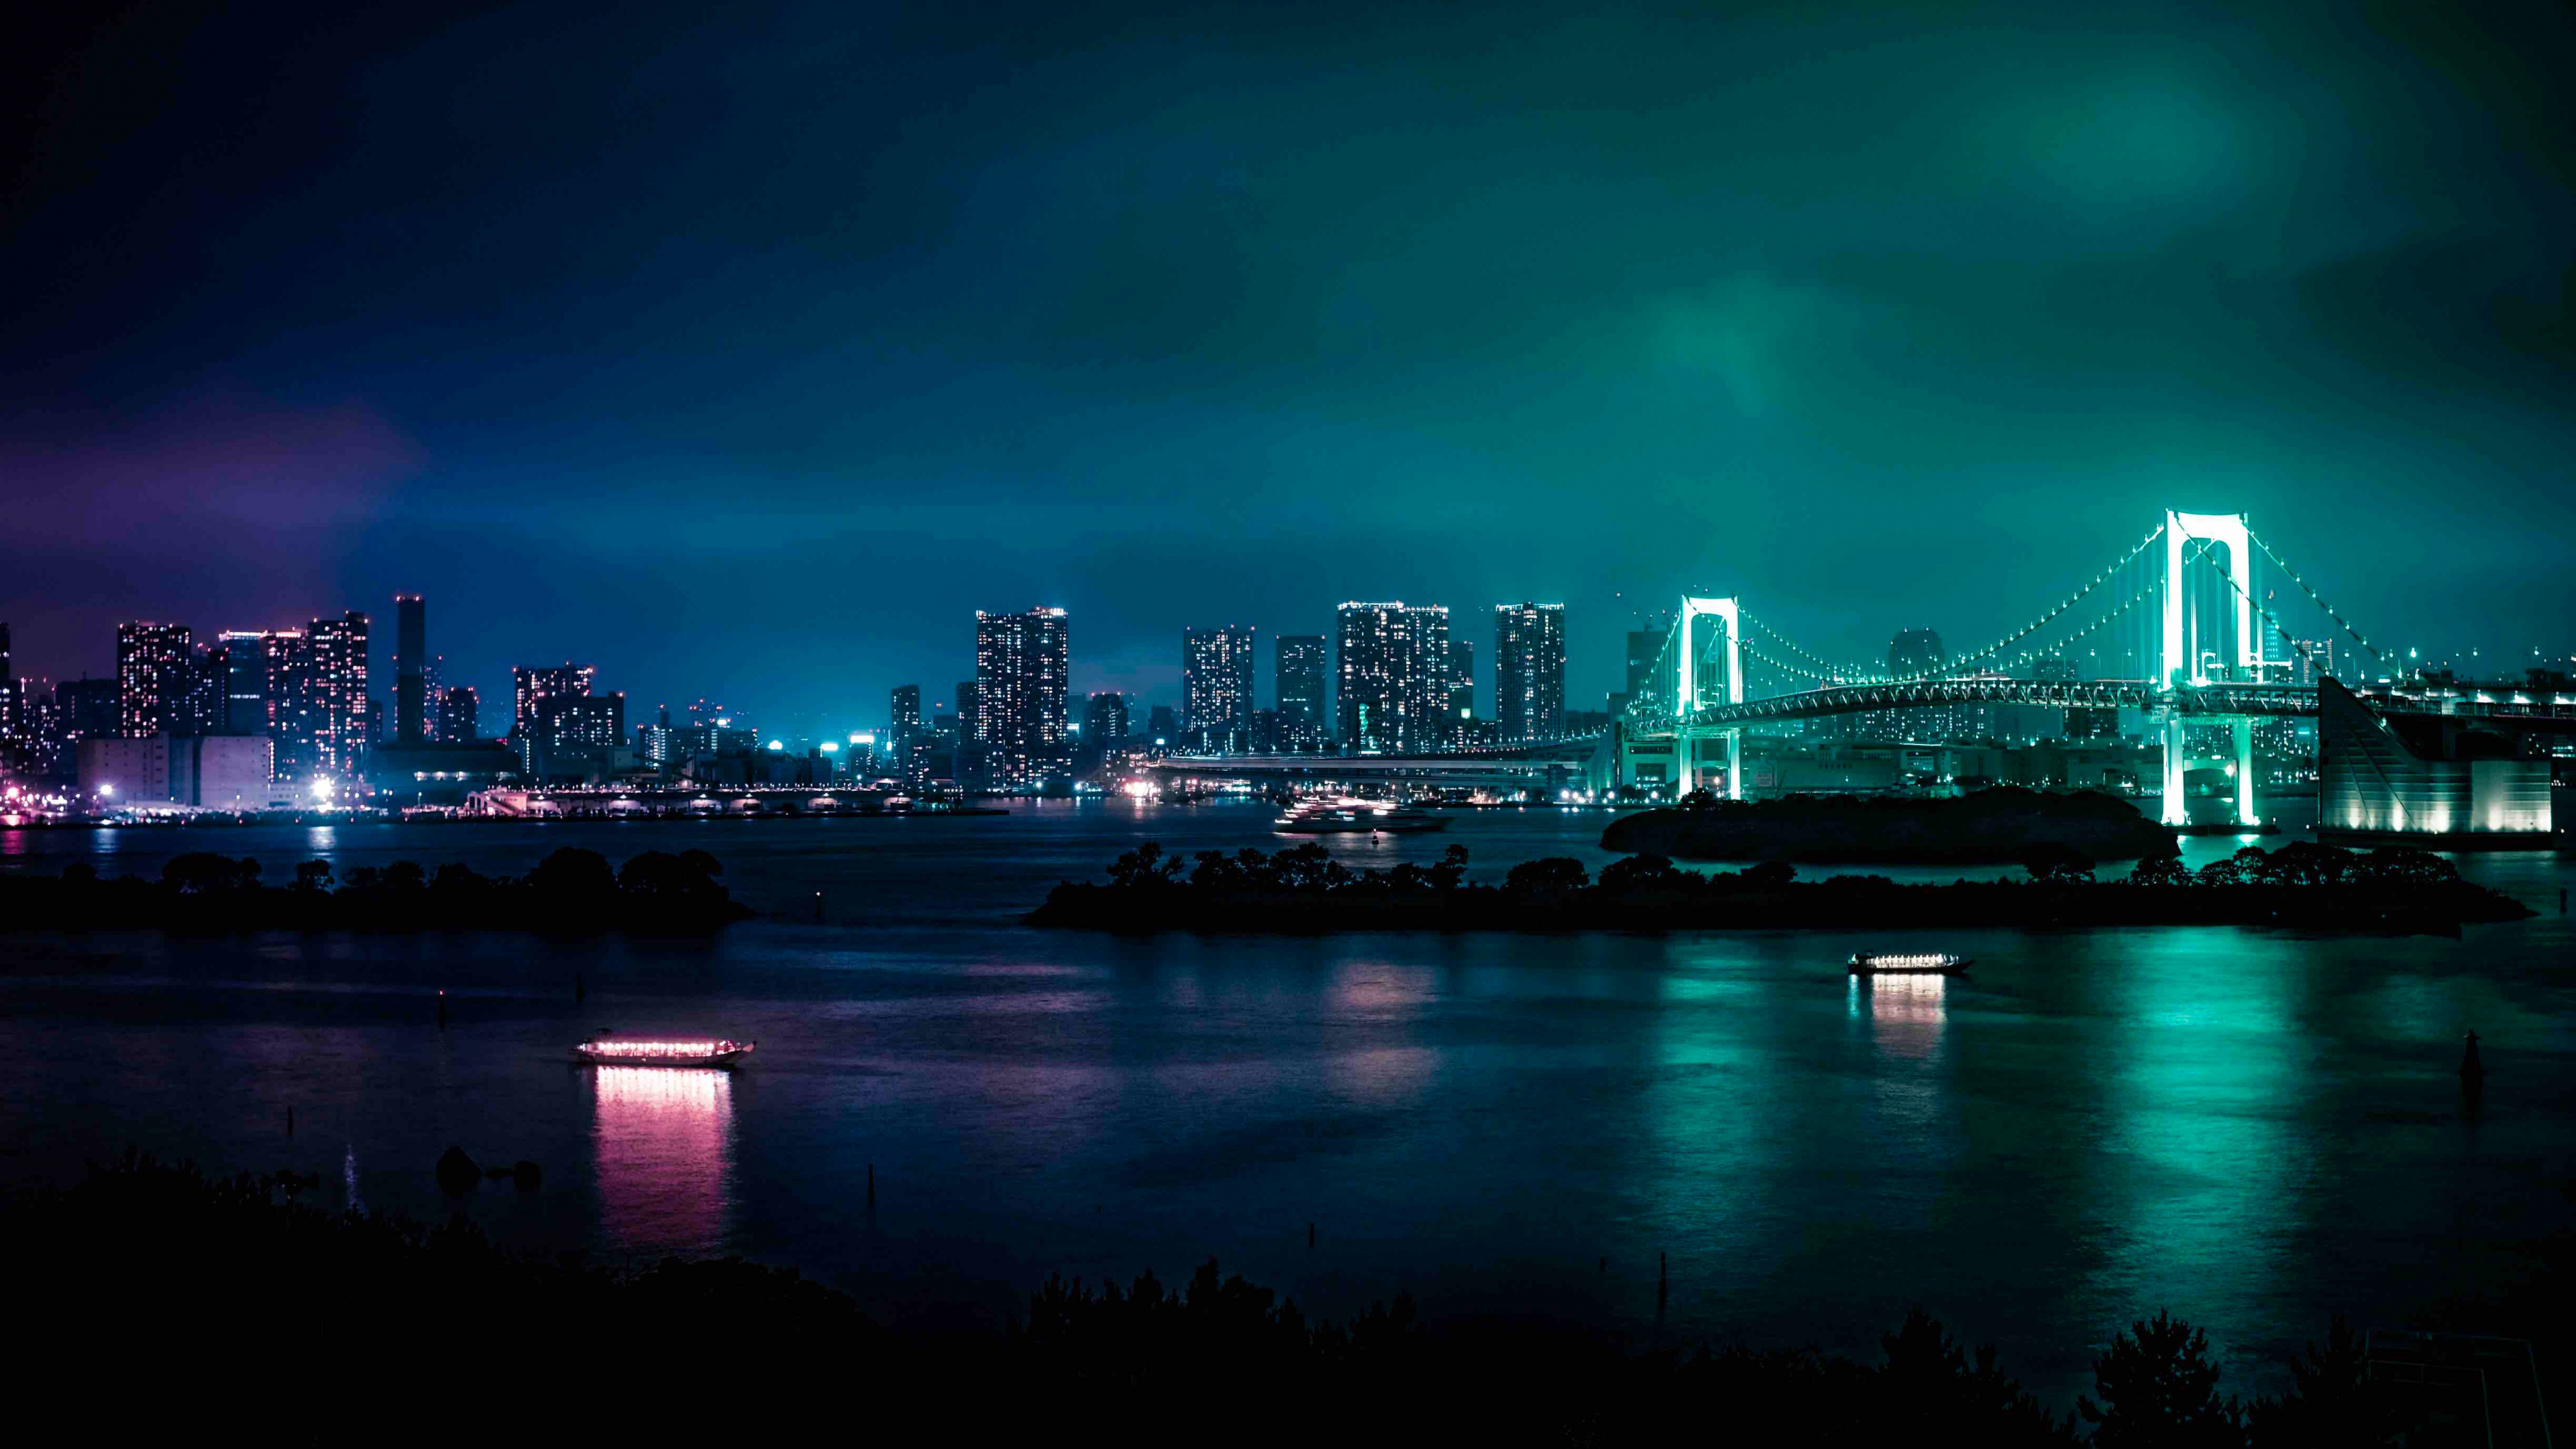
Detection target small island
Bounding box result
[1602,787,2184,865]
[0,847,754,934]
[1028,840,2531,934]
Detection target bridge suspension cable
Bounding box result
[1880,525,2167,684]
[2243,529,2391,669]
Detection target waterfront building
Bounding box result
[1336,602,1448,753]
[512,664,594,741]
[1083,691,1130,751]
[79,735,275,810]
[2316,678,2550,841]
[1274,635,1327,749]
[394,594,427,745]
[116,623,194,737]
[303,612,371,779]
[1493,602,1566,741]
[439,685,480,742]
[1183,625,1257,752]
[973,607,1069,786]
[890,685,922,752]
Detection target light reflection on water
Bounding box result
[591,1067,735,1252]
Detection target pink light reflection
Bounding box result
[591,1067,735,1254]
[1866,973,1947,1061]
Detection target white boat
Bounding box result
[1273,798,1449,834]
[572,1032,755,1068]
[1847,952,1972,976]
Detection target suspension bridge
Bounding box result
[1613,508,2571,828]
[1150,508,2569,834]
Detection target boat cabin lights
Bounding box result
[582,1039,735,1055]
[1854,953,1952,969]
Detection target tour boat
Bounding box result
[572,1032,755,1069]
[1272,798,1449,835]
[1847,952,1972,976]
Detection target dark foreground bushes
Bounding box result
[12,1152,2436,1443]
[1029,840,2531,934]
[0,846,753,933]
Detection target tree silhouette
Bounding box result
[2078,1310,2246,1447]
[2019,841,2096,885]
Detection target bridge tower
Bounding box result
[2160,511,2261,828]
[1674,597,1745,800]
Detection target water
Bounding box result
[3,802,2570,1403]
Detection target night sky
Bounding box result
[7,1,2571,734]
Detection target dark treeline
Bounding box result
[16,1151,2426,1444]
[1029,840,2531,934]
[0,846,753,933]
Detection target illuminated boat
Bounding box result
[1273,798,1448,835]
[1847,952,1971,976]
[572,1032,755,1069]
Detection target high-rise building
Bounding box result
[394,594,427,745]
[513,665,595,741]
[1274,635,1327,749]
[305,611,370,778]
[215,631,275,736]
[1865,627,1947,740]
[1144,704,1180,749]
[1083,692,1130,751]
[116,623,193,737]
[973,607,1069,786]
[1182,625,1257,751]
[0,622,14,741]
[1446,639,1476,720]
[955,682,979,741]
[440,686,480,742]
[540,692,626,747]
[890,686,922,750]
[60,678,121,741]
[1493,603,1566,741]
[1623,611,1672,715]
[1336,602,1448,753]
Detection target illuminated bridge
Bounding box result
[1611,508,2571,830]
[1155,508,2571,835]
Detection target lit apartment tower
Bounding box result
[1083,691,1130,750]
[1335,602,1448,753]
[541,692,625,747]
[0,621,13,739]
[116,623,193,737]
[1181,625,1257,751]
[305,611,370,777]
[1493,603,1566,741]
[439,686,480,742]
[973,607,1069,784]
[890,685,922,750]
[215,631,275,736]
[419,657,444,741]
[393,595,427,745]
[513,665,595,740]
[1446,639,1476,718]
[1870,627,1947,741]
[1274,635,1327,749]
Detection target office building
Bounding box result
[80,735,275,810]
[1493,602,1566,741]
[1447,640,1476,720]
[301,612,371,778]
[1336,602,1448,753]
[1182,625,1257,751]
[60,678,120,741]
[1274,635,1327,749]
[215,631,276,736]
[973,607,1069,786]
[1623,611,1671,712]
[394,595,427,745]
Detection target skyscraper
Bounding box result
[1083,691,1130,751]
[1493,603,1567,741]
[1336,602,1448,753]
[115,622,193,737]
[1274,635,1327,749]
[513,665,595,741]
[1181,625,1257,751]
[1622,610,1672,717]
[1446,639,1476,721]
[440,686,480,742]
[973,607,1069,785]
[305,611,370,777]
[215,631,274,736]
[1873,627,1947,741]
[394,594,427,745]
[890,685,922,750]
